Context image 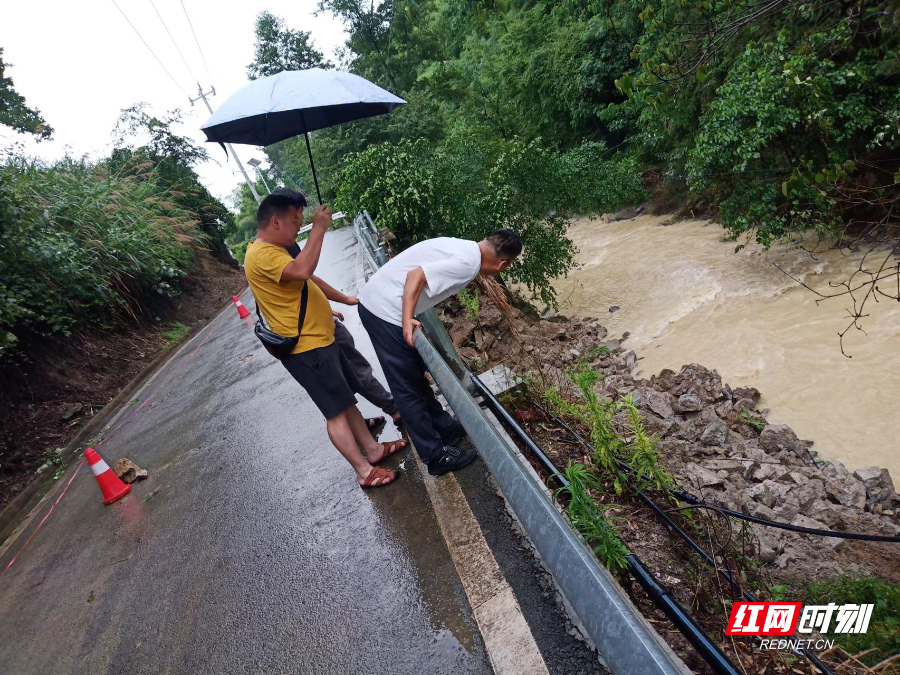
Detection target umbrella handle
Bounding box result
[304,130,323,206]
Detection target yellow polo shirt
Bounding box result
[244,242,335,354]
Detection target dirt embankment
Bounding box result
[0,252,246,508]
[439,293,900,566]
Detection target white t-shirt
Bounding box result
[359,237,482,326]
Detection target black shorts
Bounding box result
[281,342,362,419]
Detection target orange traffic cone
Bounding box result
[86,448,131,505]
[233,295,251,319]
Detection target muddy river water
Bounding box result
[551,215,900,479]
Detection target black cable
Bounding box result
[110,0,188,96]
[469,374,569,488]
[149,0,198,84]
[180,0,214,86]
[627,554,743,675]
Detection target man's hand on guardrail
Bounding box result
[403,317,422,347]
[312,205,332,231]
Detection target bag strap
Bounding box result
[296,281,308,336]
[254,280,308,337]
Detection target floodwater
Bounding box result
[552,215,900,479]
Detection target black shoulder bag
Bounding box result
[253,281,308,360]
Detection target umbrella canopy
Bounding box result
[200,68,406,147]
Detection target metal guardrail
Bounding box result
[351,212,688,675]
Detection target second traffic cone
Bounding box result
[85,448,131,505]
[233,295,251,319]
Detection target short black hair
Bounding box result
[486,228,522,260]
[256,188,308,228]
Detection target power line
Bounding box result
[111,0,188,96]
[148,0,198,84]
[180,0,214,86]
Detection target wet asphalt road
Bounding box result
[0,229,491,674]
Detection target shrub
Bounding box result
[0,157,204,359]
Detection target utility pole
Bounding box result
[247,159,271,195]
[191,84,261,204]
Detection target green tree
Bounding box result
[247,11,331,79]
[0,48,52,140]
[111,104,237,267]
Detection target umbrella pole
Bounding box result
[304,131,323,205]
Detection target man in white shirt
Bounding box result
[358,229,522,476]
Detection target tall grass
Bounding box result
[555,462,630,572]
[0,156,205,358]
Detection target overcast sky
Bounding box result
[2,0,347,206]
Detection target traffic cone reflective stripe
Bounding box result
[89,457,111,477]
[85,448,131,505]
[233,295,250,319]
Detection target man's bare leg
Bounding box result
[325,410,377,484]
[346,406,403,463]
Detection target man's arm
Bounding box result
[311,274,358,305]
[401,267,427,347]
[280,205,331,282]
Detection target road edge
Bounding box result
[0,290,246,547]
[411,445,550,675]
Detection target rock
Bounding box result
[609,306,620,313]
[749,463,792,483]
[789,470,810,484]
[792,514,834,536]
[758,424,808,458]
[733,398,757,414]
[666,364,726,402]
[623,350,637,369]
[748,480,799,519]
[853,467,900,511]
[600,338,621,352]
[474,331,496,352]
[632,387,675,419]
[823,475,867,510]
[733,387,761,405]
[113,458,147,484]
[806,500,843,528]
[794,479,825,511]
[681,464,724,490]
[759,539,782,564]
[700,418,728,446]
[747,482,775,508]
[676,393,703,412]
[60,402,84,421]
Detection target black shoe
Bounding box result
[444,425,467,448]
[427,445,477,477]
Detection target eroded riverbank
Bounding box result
[551,215,900,478]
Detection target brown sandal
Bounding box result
[369,439,409,465]
[360,466,398,489]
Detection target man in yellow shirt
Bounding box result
[244,189,406,488]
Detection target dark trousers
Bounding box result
[332,320,398,417]
[359,303,463,464]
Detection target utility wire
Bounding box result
[180,0,214,86]
[148,0,198,84]
[111,0,188,97]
